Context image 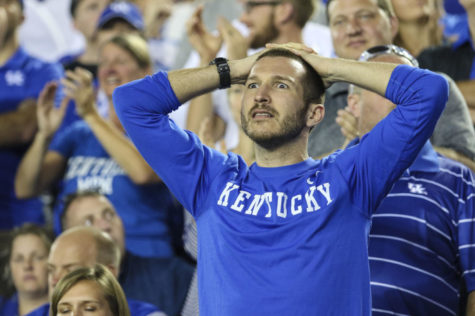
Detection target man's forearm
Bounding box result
[168,66,222,104]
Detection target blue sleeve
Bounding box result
[336,65,448,217]
[113,72,229,217]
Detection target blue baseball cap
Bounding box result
[97,2,144,31]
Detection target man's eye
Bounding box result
[357,12,374,20]
[247,83,258,89]
[332,19,345,26]
[276,83,288,89]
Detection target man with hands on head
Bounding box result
[113,42,448,315]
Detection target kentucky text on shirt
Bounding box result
[218,181,333,218]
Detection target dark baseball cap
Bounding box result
[97,2,144,31]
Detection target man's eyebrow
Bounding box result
[246,75,296,84]
[272,75,296,84]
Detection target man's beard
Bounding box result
[249,11,279,49]
[241,105,308,150]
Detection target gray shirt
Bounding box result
[308,75,475,160]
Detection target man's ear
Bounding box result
[275,2,294,25]
[347,94,361,118]
[306,103,325,128]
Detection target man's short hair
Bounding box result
[285,0,315,28]
[326,0,396,22]
[256,48,325,106]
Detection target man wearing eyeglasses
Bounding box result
[338,44,475,316]
[307,0,475,171]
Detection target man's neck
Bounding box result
[0,36,19,66]
[254,135,309,167]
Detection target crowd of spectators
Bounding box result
[0,0,474,315]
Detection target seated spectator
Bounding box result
[338,44,475,315]
[308,0,475,171]
[51,264,130,316]
[26,226,164,316]
[0,224,53,316]
[391,0,445,56]
[60,190,194,316]
[15,33,181,258]
[0,0,63,230]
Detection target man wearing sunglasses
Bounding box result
[307,0,475,171]
[340,44,475,316]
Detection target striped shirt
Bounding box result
[362,141,475,316]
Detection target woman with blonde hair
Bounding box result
[51,264,130,316]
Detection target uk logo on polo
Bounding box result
[5,70,24,86]
[408,183,428,195]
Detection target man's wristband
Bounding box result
[209,57,231,89]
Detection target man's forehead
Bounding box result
[250,56,305,79]
[329,0,380,17]
[68,196,112,216]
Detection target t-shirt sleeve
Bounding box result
[113,71,229,216]
[336,65,448,217]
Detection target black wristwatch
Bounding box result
[209,57,231,89]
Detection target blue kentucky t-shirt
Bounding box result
[113,65,448,315]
